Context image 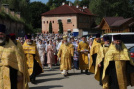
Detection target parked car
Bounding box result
[129,46,134,61]
[103,32,134,49]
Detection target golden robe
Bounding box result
[57,43,74,71]
[78,41,90,70]
[23,41,43,76]
[95,44,109,81]
[102,43,134,89]
[16,41,30,89]
[89,39,102,73]
[0,39,26,89]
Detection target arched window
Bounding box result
[58,19,62,23]
[67,19,72,23]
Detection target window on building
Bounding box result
[47,21,48,24]
[67,19,72,23]
[58,19,62,23]
[43,21,45,24]
[53,21,54,23]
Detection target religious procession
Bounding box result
[0,23,134,89]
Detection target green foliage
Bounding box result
[47,0,66,8]
[59,21,63,34]
[0,10,24,23]
[50,3,56,10]
[1,0,30,23]
[89,0,134,24]
[24,23,34,34]
[29,2,49,29]
[49,21,52,33]
[74,0,80,6]
[79,0,90,8]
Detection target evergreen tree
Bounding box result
[49,21,52,33]
[89,0,134,24]
[59,21,63,34]
[50,3,56,10]
[29,2,49,29]
[74,0,80,6]
[79,0,90,8]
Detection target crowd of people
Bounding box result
[0,23,134,89]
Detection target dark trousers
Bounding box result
[92,53,97,68]
[10,67,17,89]
[99,61,104,86]
[107,61,119,89]
[44,53,47,65]
[30,59,42,81]
[74,60,79,69]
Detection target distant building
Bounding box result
[95,17,134,34]
[0,4,25,37]
[41,2,96,36]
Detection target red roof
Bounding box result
[41,4,94,16]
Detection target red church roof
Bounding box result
[41,4,94,16]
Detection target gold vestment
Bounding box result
[57,43,74,70]
[78,41,90,70]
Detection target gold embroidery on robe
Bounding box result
[57,43,74,71]
[0,39,25,89]
[23,41,43,76]
[89,39,102,73]
[102,43,134,89]
[78,41,90,70]
[95,45,109,81]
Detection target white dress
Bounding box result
[37,44,45,65]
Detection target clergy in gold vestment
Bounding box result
[57,35,74,76]
[102,35,134,89]
[23,35,43,84]
[89,33,102,73]
[0,24,26,89]
[78,36,90,74]
[94,35,110,87]
[9,33,30,89]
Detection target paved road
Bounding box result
[29,66,133,89]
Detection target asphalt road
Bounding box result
[29,66,133,89]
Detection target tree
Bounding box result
[74,0,80,6]
[47,0,67,9]
[59,21,63,34]
[29,2,49,29]
[50,3,56,10]
[49,21,52,33]
[89,0,134,24]
[89,0,109,24]
[1,0,31,22]
[79,0,90,8]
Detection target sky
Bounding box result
[30,0,76,3]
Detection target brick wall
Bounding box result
[42,15,77,33]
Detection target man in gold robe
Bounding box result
[0,24,27,89]
[23,35,43,84]
[89,33,102,73]
[57,35,74,76]
[102,35,134,89]
[94,35,110,87]
[9,33,30,89]
[78,36,90,74]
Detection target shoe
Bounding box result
[85,69,88,74]
[30,79,37,84]
[67,72,69,76]
[81,70,83,73]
